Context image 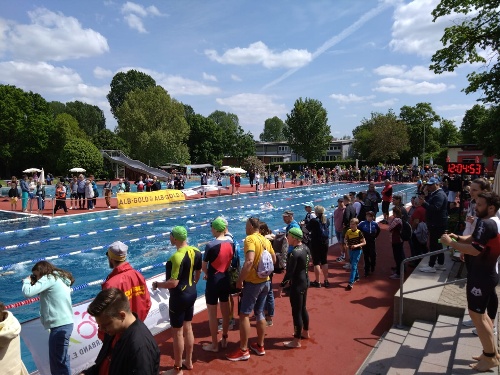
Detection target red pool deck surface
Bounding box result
[0,180,404,374]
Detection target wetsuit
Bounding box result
[203,239,233,304]
[467,218,500,314]
[280,244,310,339]
[166,246,202,328]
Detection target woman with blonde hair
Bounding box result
[306,205,331,288]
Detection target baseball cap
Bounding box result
[283,210,294,217]
[106,241,128,262]
[304,202,314,208]
[171,226,188,241]
[426,177,439,185]
[211,217,227,232]
[288,227,303,240]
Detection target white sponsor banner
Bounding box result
[20,276,207,375]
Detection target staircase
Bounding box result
[358,313,499,374]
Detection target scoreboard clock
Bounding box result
[444,162,484,175]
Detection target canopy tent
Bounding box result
[222,167,247,174]
[69,167,86,173]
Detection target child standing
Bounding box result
[344,218,366,290]
[8,182,20,211]
[389,206,404,279]
[358,211,381,277]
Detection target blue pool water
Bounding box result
[0,181,415,372]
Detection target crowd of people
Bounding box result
[2,165,500,373]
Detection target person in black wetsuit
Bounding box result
[278,227,311,348]
[153,226,202,374]
[441,192,500,372]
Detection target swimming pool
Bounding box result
[0,181,414,372]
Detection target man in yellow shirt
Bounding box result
[226,217,276,361]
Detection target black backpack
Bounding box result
[400,220,412,241]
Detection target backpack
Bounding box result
[414,222,429,245]
[272,233,288,273]
[400,220,412,241]
[227,242,241,294]
[256,238,274,278]
[319,219,330,239]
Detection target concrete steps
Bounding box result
[358,314,499,375]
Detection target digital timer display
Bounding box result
[444,162,484,175]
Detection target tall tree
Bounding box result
[186,114,224,165]
[92,129,131,155]
[283,97,331,163]
[115,86,190,166]
[107,70,156,119]
[57,138,104,176]
[437,119,461,146]
[461,104,489,144]
[430,0,500,104]
[352,110,409,162]
[0,85,54,176]
[399,103,441,164]
[48,101,67,119]
[208,110,254,161]
[475,106,500,157]
[259,116,286,142]
[65,101,106,137]
[51,113,89,152]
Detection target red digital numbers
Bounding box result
[445,162,483,175]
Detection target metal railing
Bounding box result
[397,248,466,327]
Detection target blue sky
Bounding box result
[0,0,482,139]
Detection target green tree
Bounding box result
[65,101,106,137]
[461,104,489,144]
[243,156,266,174]
[259,116,286,141]
[107,70,156,119]
[57,138,104,176]
[352,110,409,162]
[51,113,89,153]
[399,103,441,164]
[475,106,500,156]
[437,119,461,146]
[207,110,254,161]
[48,101,67,119]
[0,85,54,176]
[430,0,500,104]
[115,86,190,166]
[186,114,224,165]
[283,97,331,163]
[92,129,131,155]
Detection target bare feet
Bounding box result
[161,368,183,375]
[284,340,301,348]
[301,330,310,339]
[202,342,219,352]
[469,356,500,372]
[472,352,500,361]
[220,335,228,349]
[182,359,193,370]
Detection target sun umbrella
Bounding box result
[23,168,42,173]
[493,163,500,195]
[220,166,231,170]
[40,168,45,184]
[222,167,247,174]
[69,167,86,173]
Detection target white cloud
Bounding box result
[0,8,108,61]
[345,67,365,73]
[373,64,407,77]
[0,61,108,97]
[372,98,398,107]
[202,72,217,82]
[117,66,220,96]
[93,66,113,79]
[330,93,375,104]
[375,64,455,80]
[215,93,287,136]
[124,13,146,33]
[121,2,165,33]
[344,114,358,118]
[205,41,312,69]
[231,74,242,82]
[389,0,457,57]
[374,77,448,94]
[436,104,472,111]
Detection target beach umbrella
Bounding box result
[23,168,42,173]
[220,166,230,170]
[69,167,86,173]
[222,167,247,174]
[493,163,500,196]
[40,168,45,184]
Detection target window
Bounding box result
[329,145,340,151]
[271,157,283,163]
[278,146,288,152]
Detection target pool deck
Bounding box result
[3,180,407,373]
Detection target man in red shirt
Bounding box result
[102,241,152,322]
[380,179,393,224]
[409,197,428,266]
